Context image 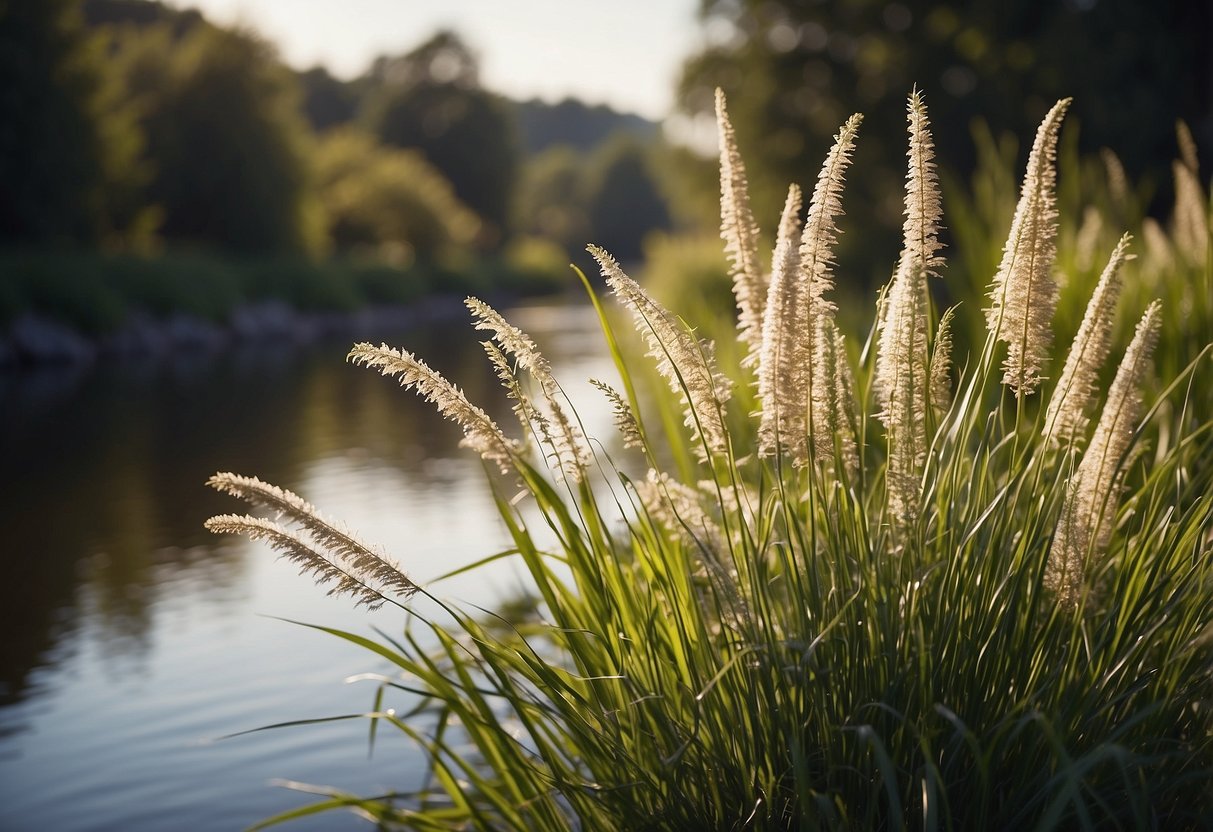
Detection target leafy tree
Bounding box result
[513,146,589,255]
[0,0,144,245]
[515,98,658,155]
[82,0,203,34]
[113,22,323,255]
[314,128,479,262]
[362,32,519,246]
[582,135,672,263]
[298,66,359,133]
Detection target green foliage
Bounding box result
[0,249,566,337]
[0,0,146,245]
[208,96,1213,830]
[513,146,590,255]
[110,21,323,255]
[298,66,359,133]
[514,136,677,269]
[0,250,241,332]
[362,31,520,245]
[640,231,732,315]
[514,97,658,155]
[496,236,575,295]
[582,135,673,263]
[314,128,481,263]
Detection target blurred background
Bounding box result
[1,0,1208,342]
[0,1,1209,830]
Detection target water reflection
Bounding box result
[0,298,619,831]
[0,298,607,708]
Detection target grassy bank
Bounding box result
[0,240,571,337]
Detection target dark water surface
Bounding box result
[0,300,614,831]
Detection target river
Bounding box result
[0,298,617,831]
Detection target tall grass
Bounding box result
[207,90,1213,830]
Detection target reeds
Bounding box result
[208,90,1213,831]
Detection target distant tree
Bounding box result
[298,67,359,133]
[514,146,589,254]
[583,135,672,263]
[82,0,204,35]
[514,98,659,155]
[362,31,519,246]
[114,23,323,255]
[315,128,479,262]
[366,30,480,90]
[0,0,144,245]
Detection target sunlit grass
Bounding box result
[208,90,1213,831]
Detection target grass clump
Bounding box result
[207,89,1213,830]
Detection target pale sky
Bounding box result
[163,0,706,120]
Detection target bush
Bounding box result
[209,91,1213,830]
[314,128,482,263]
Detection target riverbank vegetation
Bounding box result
[207,89,1213,829]
[0,1,676,357]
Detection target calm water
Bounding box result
[0,299,616,831]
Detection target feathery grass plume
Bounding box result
[589,378,644,450]
[775,183,804,256]
[756,194,808,461]
[1172,158,1207,265]
[635,468,724,556]
[205,514,407,610]
[1100,147,1129,210]
[1043,234,1133,446]
[757,113,862,465]
[1177,119,1200,175]
[817,319,860,479]
[929,305,956,417]
[589,245,732,462]
[1141,217,1174,273]
[206,473,418,602]
[349,342,518,474]
[483,339,545,445]
[1047,301,1161,604]
[716,89,767,360]
[876,90,944,519]
[1074,206,1104,272]
[467,297,590,482]
[986,98,1071,397]
[743,183,804,372]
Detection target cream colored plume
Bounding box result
[876,90,945,518]
[986,98,1070,397]
[206,473,418,609]
[716,89,767,358]
[349,342,518,474]
[590,378,644,450]
[929,305,956,417]
[757,113,862,466]
[636,468,724,557]
[467,297,590,483]
[590,245,733,462]
[1172,127,1207,265]
[1047,301,1161,604]
[817,319,859,479]
[746,183,804,372]
[1043,234,1132,446]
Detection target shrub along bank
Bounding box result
[0,244,571,367]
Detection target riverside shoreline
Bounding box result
[0,295,490,371]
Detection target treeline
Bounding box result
[0,0,677,306]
